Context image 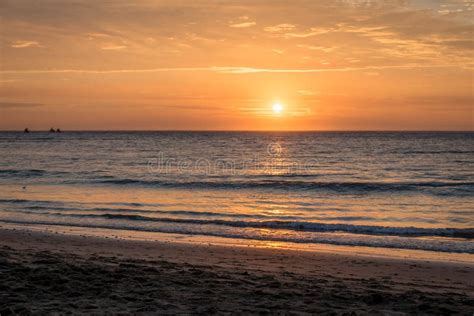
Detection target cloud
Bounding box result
[297,45,337,52]
[1,1,472,74]
[86,32,128,50]
[10,40,43,48]
[441,39,474,50]
[337,0,407,8]
[239,106,311,117]
[437,1,474,18]
[229,21,256,28]
[264,24,296,32]
[297,90,318,95]
[86,32,114,39]
[211,64,468,74]
[1,63,468,75]
[101,44,127,50]
[283,27,336,38]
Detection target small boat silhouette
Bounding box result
[49,128,56,133]
[56,128,61,133]
[24,128,30,133]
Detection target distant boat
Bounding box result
[49,128,56,133]
[56,128,61,133]
[24,128,30,133]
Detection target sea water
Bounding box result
[0,131,472,254]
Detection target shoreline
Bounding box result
[1,227,473,314]
[1,221,473,264]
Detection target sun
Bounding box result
[272,103,283,114]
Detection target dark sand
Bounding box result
[0,228,473,315]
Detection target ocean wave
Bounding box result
[96,178,474,193]
[0,169,47,177]
[401,150,474,155]
[12,206,275,219]
[0,169,70,178]
[4,206,453,226]
[0,198,34,204]
[4,206,384,222]
[39,213,474,239]
[0,219,472,254]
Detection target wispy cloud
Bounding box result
[297,90,318,96]
[211,64,469,74]
[264,24,296,32]
[1,64,468,75]
[297,45,337,52]
[229,15,256,28]
[86,32,114,39]
[10,40,43,48]
[101,44,127,50]
[229,21,256,28]
[284,27,334,38]
[240,106,312,117]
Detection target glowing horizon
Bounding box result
[0,0,473,131]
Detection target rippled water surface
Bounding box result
[0,132,472,253]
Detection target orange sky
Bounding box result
[0,0,473,130]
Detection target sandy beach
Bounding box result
[0,227,472,315]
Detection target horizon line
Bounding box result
[3,130,473,133]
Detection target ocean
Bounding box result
[0,131,473,254]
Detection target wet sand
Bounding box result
[0,228,473,314]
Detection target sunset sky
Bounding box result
[0,0,473,131]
